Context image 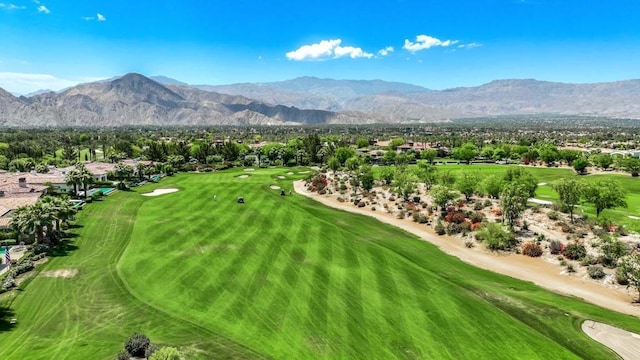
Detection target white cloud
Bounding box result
[378,46,394,56]
[82,13,106,21]
[286,39,373,61]
[403,35,458,53]
[37,5,49,14]
[458,42,483,49]
[97,13,106,21]
[0,3,26,10]
[81,16,94,21]
[0,72,104,94]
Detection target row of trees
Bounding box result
[11,196,77,245]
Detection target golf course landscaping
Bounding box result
[1,167,640,359]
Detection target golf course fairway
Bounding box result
[1,168,639,359]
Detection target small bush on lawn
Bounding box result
[116,350,130,360]
[149,347,181,360]
[587,265,606,279]
[549,240,564,255]
[125,333,150,358]
[522,242,543,257]
[563,242,586,260]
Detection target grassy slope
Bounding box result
[118,169,637,359]
[0,189,264,359]
[374,164,640,232]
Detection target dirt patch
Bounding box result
[141,188,179,197]
[41,269,78,278]
[270,185,281,190]
[582,320,640,360]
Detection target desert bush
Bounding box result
[563,242,587,260]
[566,264,576,273]
[560,260,568,266]
[412,213,428,224]
[580,255,598,266]
[435,220,446,235]
[473,202,484,211]
[125,333,150,358]
[616,267,629,285]
[465,240,475,248]
[476,223,517,251]
[522,242,543,257]
[600,237,629,268]
[557,221,573,233]
[446,222,462,235]
[587,265,606,279]
[483,199,493,207]
[547,211,559,220]
[444,211,467,224]
[549,240,564,255]
[535,234,545,242]
[469,211,485,223]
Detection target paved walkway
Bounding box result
[0,247,27,276]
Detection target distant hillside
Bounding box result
[199,77,640,121]
[0,73,372,126]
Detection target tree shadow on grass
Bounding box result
[0,306,16,332]
[46,240,79,258]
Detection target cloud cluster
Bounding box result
[403,35,458,53]
[37,5,49,14]
[0,3,26,10]
[378,46,394,56]
[0,72,77,94]
[286,39,373,61]
[82,13,106,21]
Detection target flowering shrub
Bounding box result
[522,242,543,257]
[549,240,564,255]
[445,211,467,224]
[308,174,328,192]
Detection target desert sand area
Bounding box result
[582,321,640,360]
[294,180,640,317]
[141,188,179,197]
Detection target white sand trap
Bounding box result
[277,176,286,179]
[298,171,310,174]
[286,172,294,175]
[582,320,640,360]
[142,188,179,197]
[244,168,255,172]
[629,216,640,220]
[41,269,78,278]
[538,182,547,186]
[528,198,553,205]
[270,185,281,190]
[237,174,249,179]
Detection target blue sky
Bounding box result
[1,0,640,94]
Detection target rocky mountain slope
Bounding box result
[0,74,372,126]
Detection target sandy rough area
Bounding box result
[582,320,640,360]
[141,188,179,197]
[293,180,640,317]
[41,269,79,278]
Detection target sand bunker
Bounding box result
[286,172,294,175]
[538,182,548,186]
[528,198,553,205]
[41,269,78,278]
[270,185,281,190]
[142,188,179,197]
[629,216,640,220]
[298,171,310,174]
[237,175,249,179]
[244,168,255,172]
[277,176,286,179]
[582,320,640,360]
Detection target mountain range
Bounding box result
[1,73,640,126]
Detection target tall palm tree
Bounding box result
[65,168,81,197]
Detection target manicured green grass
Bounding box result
[2,168,640,359]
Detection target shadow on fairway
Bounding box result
[0,306,16,332]
[46,240,79,258]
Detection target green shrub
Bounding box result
[476,223,517,251]
[465,240,475,248]
[549,240,563,255]
[563,242,586,260]
[435,220,446,235]
[566,264,576,273]
[149,347,180,360]
[473,202,484,211]
[125,333,150,358]
[116,349,130,360]
[580,255,597,266]
[587,265,606,279]
[547,211,559,220]
[522,242,543,257]
[616,267,629,285]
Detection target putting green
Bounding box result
[1,168,639,359]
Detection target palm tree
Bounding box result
[65,168,81,197]
[78,166,94,199]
